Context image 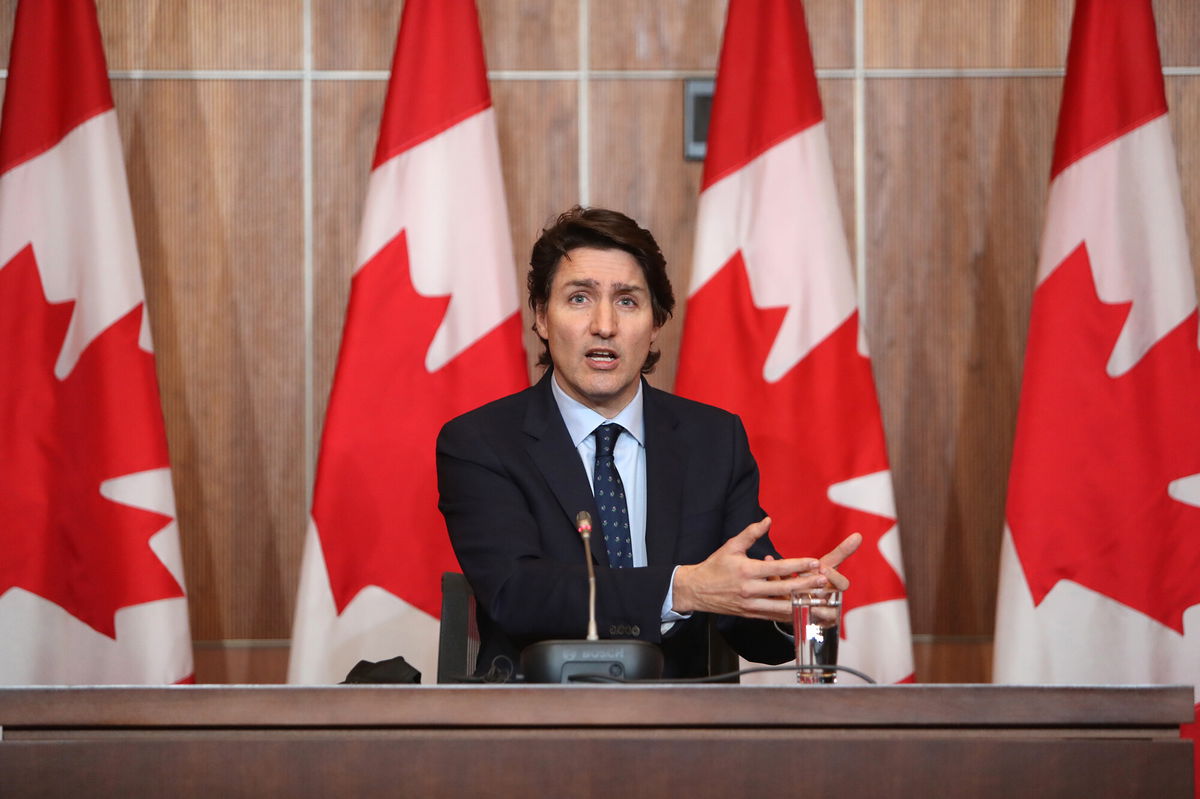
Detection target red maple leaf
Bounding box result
[0,245,181,638]
[676,253,904,616]
[1007,244,1200,633]
[313,231,527,618]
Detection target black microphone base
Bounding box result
[520,640,663,683]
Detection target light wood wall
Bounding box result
[2,1,1197,683]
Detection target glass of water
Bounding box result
[792,589,841,684]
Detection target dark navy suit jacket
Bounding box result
[436,369,794,678]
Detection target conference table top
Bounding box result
[0,683,1192,732]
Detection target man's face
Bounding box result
[534,247,660,418]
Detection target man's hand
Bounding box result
[671,517,863,623]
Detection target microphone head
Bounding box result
[575,510,592,535]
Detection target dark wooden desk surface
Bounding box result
[0,684,1193,797]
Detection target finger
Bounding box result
[820,565,850,592]
[820,532,863,569]
[723,516,771,556]
[740,571,829,598]
[738,596,797,623]
[752,556,820,579]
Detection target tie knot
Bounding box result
[592,423,625,458]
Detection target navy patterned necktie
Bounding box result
[592,423,633,568]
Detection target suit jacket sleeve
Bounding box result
[704,413,796,665]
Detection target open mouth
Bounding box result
[586,349,618,364]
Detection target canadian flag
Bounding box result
[0,0,192,684]
[993,0,1200,779]
[675,0,913,685]
[288,0,527,684]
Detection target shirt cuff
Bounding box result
[660,565,692,634]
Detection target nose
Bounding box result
[590,301,616,338]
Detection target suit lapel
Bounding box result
[643,383,685,567]
[524,371,606,563]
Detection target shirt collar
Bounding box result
[550,372,646,449]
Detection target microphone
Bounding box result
[576,511,599,641]
[519,510,664,683]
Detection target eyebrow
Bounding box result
[562,278,647,294]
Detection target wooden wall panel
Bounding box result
[864,0,1071,69]
[1154,0,1200,66]
[589,0,850,71]
[98,0,303,70]
[913,640,993,683]
[0,0,306,74]
[193,642,290,684]
[478,0,579,71]
[1167,78,1200,287]
[490,79,581,374]
[0,1,12,65]
[590,0,726,71]
[866,77,1061,637]
[313,0,402,71]
[113,80,305,641]
[805,0,855,69]
[313,0,577,72]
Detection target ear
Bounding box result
[650,322,661,345]
[534,304,549,340]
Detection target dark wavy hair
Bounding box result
[527,206,675,373]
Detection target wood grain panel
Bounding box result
[478,0,579,71]
[98,0,303,70]
[1166,77,1200,289]
[913,639,993,683]
[587,0,850,72]
[805,0,855,70]
[193,643,291,684]
[490,79,580,375]
[113,80,305,642]
[590,0,725,71]
[1154,0,1200,67]
[0,1,11,67]
[866,77,1062,636]
[818,79,856,262]
[313,0,576,72]
[589,0,849,73]
[312,0,402,71]
[865,0,1071,69]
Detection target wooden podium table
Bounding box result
[0,684,1193,797]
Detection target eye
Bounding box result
[617,295,637,307]
[568,293,587,304]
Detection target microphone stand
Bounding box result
[519,511,664,683]
[578,511,599,641]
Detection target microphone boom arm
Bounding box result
[576,511,599,641]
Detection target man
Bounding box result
[437,207,860,678]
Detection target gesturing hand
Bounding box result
[671,517,862,623]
